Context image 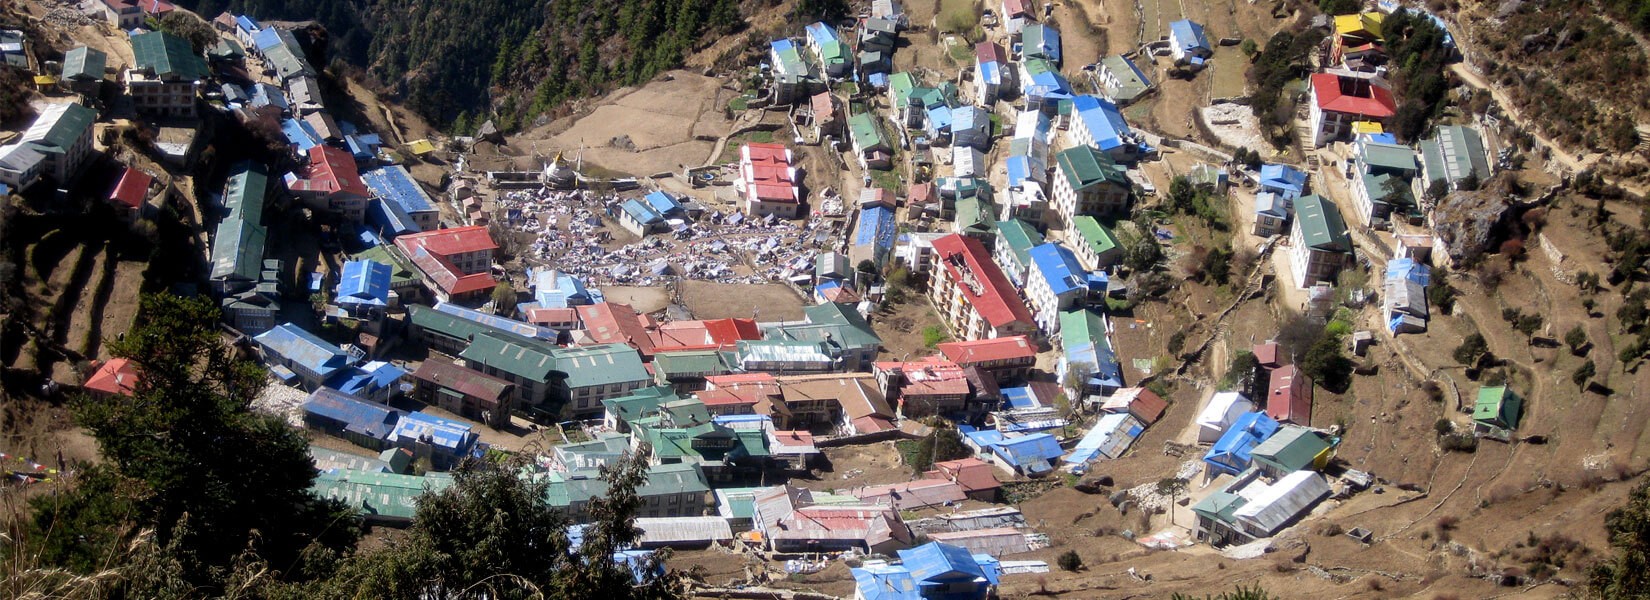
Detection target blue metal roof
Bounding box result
[852,563,919,600]
[532,268,594,308]
[1170,19,1209,52]
[1000,386,1038,409]
[1028,242,1087,296]
[362,165,434,217]
[325,361,406,398]
[854,205,897,250]
[392,411,477,454]
[962,426,1005,449]
[925,105,953,132]
[235,15,259,32]
[897,542,989,586]
[979,60,1000,85]
[1203,412,1278,475]
[1255,191,1288,219]
[805,22,839,45]
[1072,95,1132,152]
[280,117,319,152]
[1259,164,1307,198]
[250,82,287,112]
[1062,310,1123,389]
[303,387,402,440]
[644,190,683,215]
[620,199,663,224]
[1386,258,1431,286]
[252,27,283,51]
[992,433,1064,470]
[1006,155,1032,188]
[255,323,352,378]
[336,259,391,305]
[952,106,986,132]
[366,197,420,238]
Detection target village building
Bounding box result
[411,357,515,428]
[804,22,851,78]
[1288,195,1353,288]
[106,166,156,223]
[1203,412,1280,477]
[289,145,369,221]
[0,143,45,193]
[389,411,479,470]
[1024,242,1093,334]
[302,387,404,451]
[1307,73,1396,147]
[969,430,1064,476]
[974,42,1007,105]
[1098,387,1168,424]
[254,323,358,389]
[393,225,498,304]
[127,31,206,118]
[1473,386,1523,439]
[1069,215,1122,271]
[928,234,1036,341]
[851,542,999,600]
[737,142,802,218]
[1417,124,1492,195]
[362,164,440,236]
[61,46,108,97]
[850,479,967,511]
[1020,23,1061,65]
[991,220,1043,288]
[1068,95,1141,162]
[1196,391,1256,443]
[1330,12,1386,67]
[617,198,666,237]
[753,485,912,553]
[1056,308,1123,398]
[1017,57,1071,108]
[937,336,1036,383]
[873,356,971,419]
[83,358,140,397]
[456,332,560,411]
[551,343,652,420]
[1168,19,1212,68]
[97,0,173,30]
[1349,137,1421,225]
[925,457,1002,501]
[768,38,815,104]
[1097,55,1153,105]
[312,470,451,526]
[1250,425,1335,479]
[1050,145,1131,227]
[548,462,711,522]
[1063,411,1146,468]
[1001,0,1033,33]
[1192,469,1332,546]
[13,102,96,186]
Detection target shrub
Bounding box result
[1056,550,1083,572]
[1566,325,1588,354]
[1573,360,1596,389]
[1441,433,1479,453]
[921,325,947,347]
[1434,418,1453,436]
[1453,333,1489,366]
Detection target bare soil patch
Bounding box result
[679,281,806,321]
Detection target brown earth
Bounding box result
[679,281,807,322]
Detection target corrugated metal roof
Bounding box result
[20,102,94,154]
[1294,195,1352,253]
[303,387,402,439]
[131,31,207,80]
[634,516,733,545]
[1232,470,1331,534]
[312,469,451,521]
[391,411,477,453]
[62,46,107,81]
[256,323,353,377]
[336,259,391,304]
[210,217,267,281]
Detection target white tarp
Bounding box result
[1232,470,1331,536]
[1195,392,1254,443]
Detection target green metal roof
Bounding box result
[994,219,1044,266]
[1293,195,1352,253]
[1099,55,1150,102]
[1358,140,1418,173]
[131,31,208,81]
[1251,426,1332,472]
[653,350,733,378]
[1360,171,1414,213]
[1022,57,1057,77]
[62,46,107,81]
[223,163,267,225]
[553,343,649,389]
[1055,144,1129,192]
[413,306,552,352]
[1059,308,1108,350]
[820,40,850,65]
[459,331,559,381]
[1472,386,1522,429]
[848,113,887,151]
[351,244,419,288]
[601,385,682,425]
[1420,125,1490,187]
[1191,489,1247,523]
[209,217,267,281]
[208,37,245,60]
[22,103,95,154]
[552,462,709,506]
[312,470,453,521]
[1071,215,1119,257]
[954,197,995,235]
[793,301,882,348]
[890,72,917,107]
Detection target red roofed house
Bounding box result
[84,358,140,396]
[411,357,516,427]
[107,166,155,223]
[1001,0,1032,33]
[289,145,369,221]
[737,142,802,219]
[393,225,498,303]
[99,0,174,30]
[697,373,781,417]
[751,485,913,554]
[873,356,971,419]
[811,92,842,139]
[647,318,762,354]
[575,302,658,355]
[1308,73,1396,148]
[768,429,819,470]
[926,457,1002,501]
[1099,386,1168,424]
[936,335,1037,383]
[928,234,1035,341]
[1267,364,1312,425]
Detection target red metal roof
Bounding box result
[412,357,513,406]
[928,457,1001,493]
[741,143,799,205]
[291,145,369,198]
[84,358,139,396]
[975,41,1006,64]
[1311,73,1396,118]
[1253,341,1282,369]
[109,167,152,209]
[395,225,498,258]
[1002,0,1030,16]
[526,307,579,324]
[1268,364,1312,424]
[649,318,761,352]
[930,234,1034,329]
[936,335,1037,366]
[908,182,936,204]
[1100,387,1167,424]
[576,302,657,354]
[850,479,967,510]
